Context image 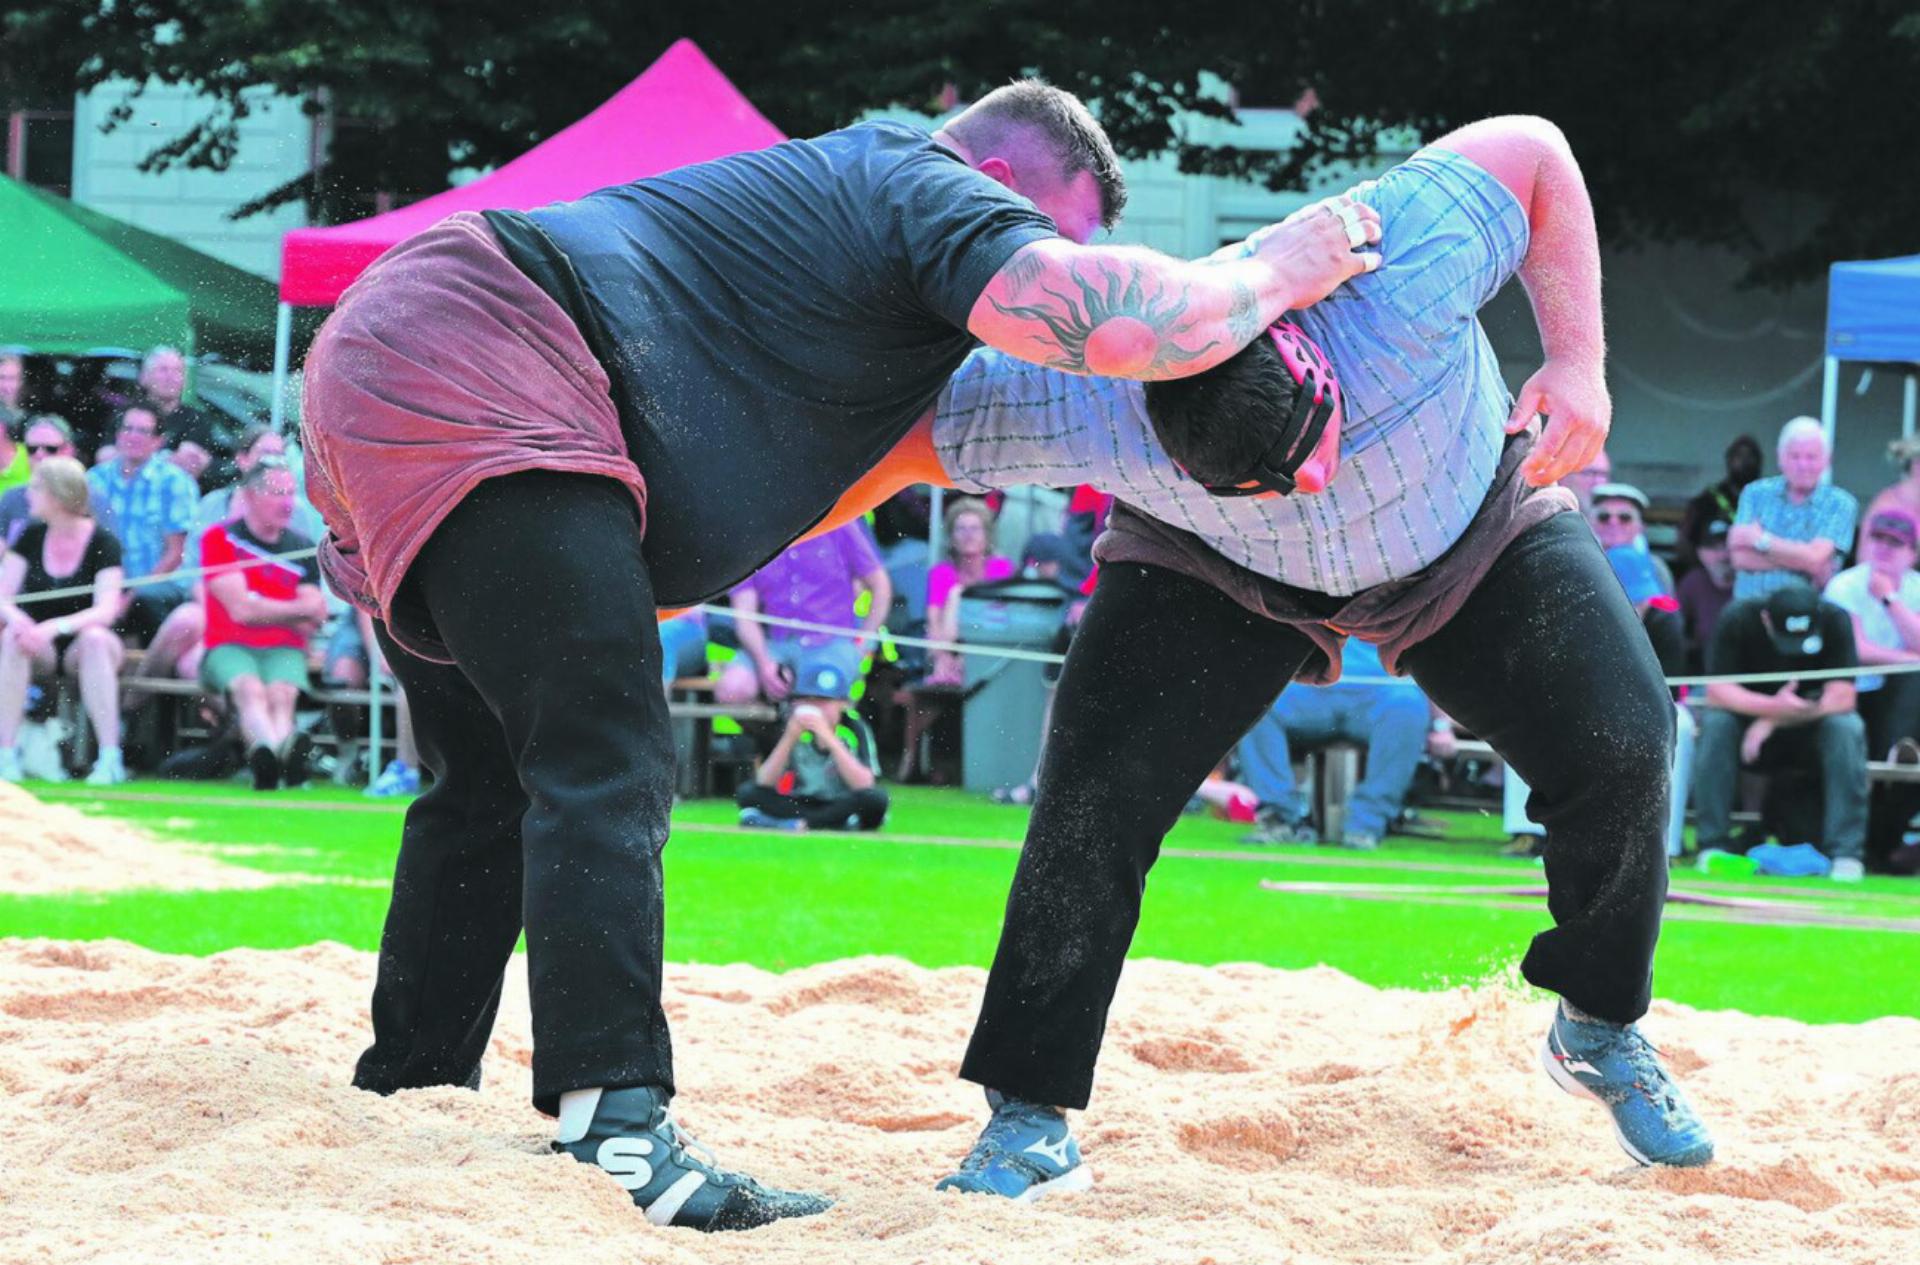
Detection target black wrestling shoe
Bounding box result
[554,1086,833,1232]
[281,731,314,788]
[249,744,281,791]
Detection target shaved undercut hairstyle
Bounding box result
[1142,337,1304,486]
[944,79,1127,229]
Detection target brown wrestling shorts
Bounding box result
[302,211,646,662]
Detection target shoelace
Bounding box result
[658,1109,752,1189]
[1591,1025,1688,1119]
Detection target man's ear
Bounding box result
[975,156,1016,191]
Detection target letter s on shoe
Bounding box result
[596,1136,656,1191]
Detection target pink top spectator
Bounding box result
[927,556,1015,610]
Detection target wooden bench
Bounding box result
[666,678,778,797]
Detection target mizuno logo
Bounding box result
[1025,1135,1073,1168]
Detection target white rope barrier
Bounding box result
[9,547,1916,691]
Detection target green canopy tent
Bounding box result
[3,174,305,366]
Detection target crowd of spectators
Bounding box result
[5,336,1919,877]
[0,345,416,794]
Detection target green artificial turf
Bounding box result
[3,781,1916,1025]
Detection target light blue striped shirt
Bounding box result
[935,148,1530,596]
[1731,476,1858,601]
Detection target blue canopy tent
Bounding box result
[1823,254,1920,445]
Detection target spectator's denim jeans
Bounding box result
[962,513,1674,1110]
[658,612,708,686]
[1692,708,1868,860]
[1239,684,1428,837]
[354,471,677,1115]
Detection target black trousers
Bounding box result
[351,471,676,1115]
[736,782,890,830]
[961,513,1675,1109]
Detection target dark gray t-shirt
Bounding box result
[487,121,1057,605]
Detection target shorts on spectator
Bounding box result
[202,644,309,694]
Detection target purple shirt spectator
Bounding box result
[732,521,883,647]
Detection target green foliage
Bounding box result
[4,2,1917,281]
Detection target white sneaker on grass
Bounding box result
[1831,857,1865,883]
[84,749,128,786]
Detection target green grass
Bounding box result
[4,781,1917,1025]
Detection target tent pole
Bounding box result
[271,302,293,432]
[1820,356,1839,452]
[1905,370,1917,440]
[928,485,945,566]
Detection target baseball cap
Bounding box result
[1700,519,1731,546]
[1590,482,1650,511]
[1867,509,1919,547]
[791,658,852,701]
[1762,587,1825,658]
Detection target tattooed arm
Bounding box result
[968,200,1380,380]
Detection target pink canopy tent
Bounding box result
[269,39,786,420]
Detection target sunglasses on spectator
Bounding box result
[1594,510,1640,524]
[27,443,63,455]
[119,422,157,435]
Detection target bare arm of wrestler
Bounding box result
[1432,116,1608,488]
[966,203,1380,380]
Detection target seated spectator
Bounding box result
[1591,482,1674,588]
[167,425,325,682]
[1824,509,1920,759]
[715,520,891,706]
[0,417,23,499]
[138,346,233,487]
[323,608,423,797]
[1863,435,1920,553]
[1729,417,1857,601]
[1678,434,1762,575]
[0,416,113,547]
[1693,587,1867,880]
[1239,639,1441,850]
[86,405,200,663]
[1677,520,1735,670]
[735,660,888,832]
[0,457,128,784]
[924,498,1015,686]
[200,460,328,790]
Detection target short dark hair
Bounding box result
[115,404,159,432]
[1141,337,1303,486]
[241,456,292,491]
[947,79,1127,229]
[240,423,279,456]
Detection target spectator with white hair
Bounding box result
[1728,417,1857,601]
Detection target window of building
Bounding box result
[5,106,76,197]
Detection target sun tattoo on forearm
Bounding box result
[988,262,1220,376]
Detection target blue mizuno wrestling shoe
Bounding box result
[936,1089,1094,1202]
[555,1086,832,1232]
[1541,1002,1715,1167]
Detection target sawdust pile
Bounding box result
[0,783,275,895]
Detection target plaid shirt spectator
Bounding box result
[86,455,198,579]
[1731,475,1857,602]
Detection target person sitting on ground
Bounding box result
[1729,417,1857,601]
[1823,509,1920,760]
[735,659,888,832]
[1677,519,1736,671]
[0,416,113,547]
[200,459,328,790]
[1678,434,1761,575]
[1693,586,1868,881]
[0,457,128,784]
[86,404,199,660]
[137,346,233,487]
[924,498,1016,686]
[1238,638,1444,850]
[714,519,892,706]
